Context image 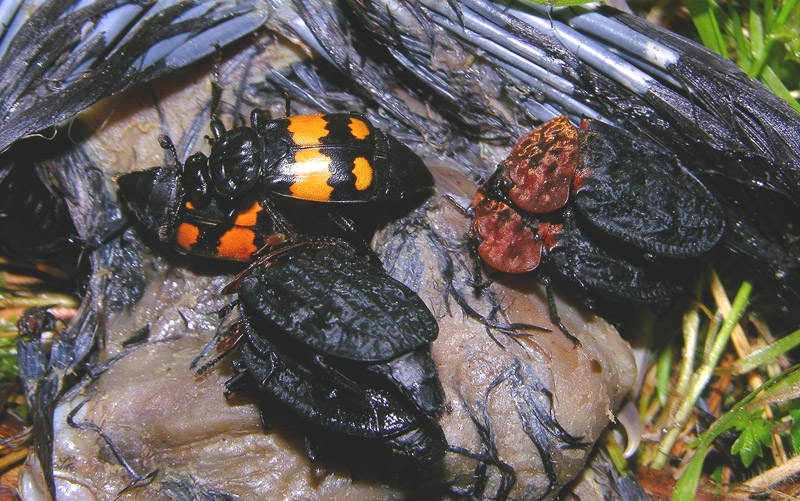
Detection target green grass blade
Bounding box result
[761,67,800,112]
[657,342,673,406]
[749,0,765,60]
[674,363,800,500]
[727,328,800,375]
[763,0,775,27]
[684,0,729,56]
[776,0,800,24]
[727,4,753,71]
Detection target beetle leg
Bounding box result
[324,208,383,266]
[223,359,250,397]
[193,322,247,376]
[257,196,302,242]
[444,192,498,290]
[466,233,493,292]
[435,230,551,340]
[217,298,240,319]
[541,274,581,347]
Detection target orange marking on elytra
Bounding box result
[233,198,263,226]
[348,117,370,140]
[216,227,258,260]
[289,148,334,201]
[352,157,373,191]
[176,223,200,251]
[287,115,329,146]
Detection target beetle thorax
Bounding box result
[208,126,263,200]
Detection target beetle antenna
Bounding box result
[158,135,181,168]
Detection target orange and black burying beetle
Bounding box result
[118,111,432,261]
[470,116,726,339]
[117,110,446,463]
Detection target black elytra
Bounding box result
[232,244,446,463]
[236,320,446,463]
[546,208,688,302]
[573,120,725,258]
[237,244,439,362]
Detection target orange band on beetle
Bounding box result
[176,223,200,251]
[289,148,334,201]
[353,157,373,191]
[233,198,263,226]
[287,115,329,146]
[216,227,258,260]
[348,117,370,140]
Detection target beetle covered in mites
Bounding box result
[470,116,726,302]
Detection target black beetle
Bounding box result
[224,243,446,463]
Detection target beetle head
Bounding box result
[208,125,262,200]
[383,134,434,200]
[117,166,184,242]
